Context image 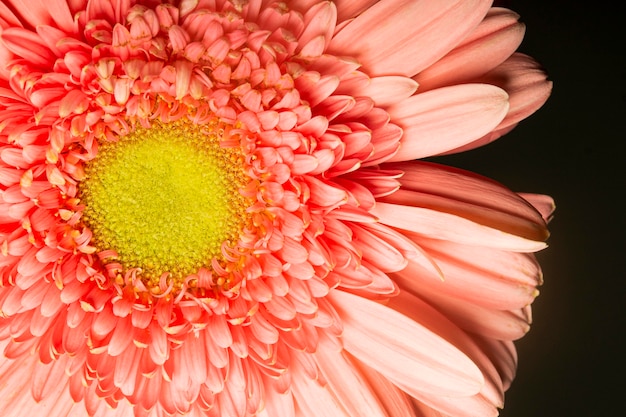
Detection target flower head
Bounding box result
[0,1,552,416]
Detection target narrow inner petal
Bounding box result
[79,118,250,286]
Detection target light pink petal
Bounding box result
[394,246,539,310]
[388,291,505,410]
[0,352,89,417]
[334,0,379,23]
[328,0,492,77]
[444,53,552,153]
[4,0,74,32]
[382,161,549,242]
[387,84,509,160]
[329,289,484,398]
[0,27,56,67]
[298,1,336,53]
[519,193,556,223]
[357,75,419,107]
[414,7,526,91]
[349,223,409,272]
[314,338,395,417]
[395,256,534,340]
[356,362,420,417]
[476,338,518,391]
[480,53,553,129]
[32,357,69,401]
[259,374,295,417]
[290,352,353,417]
[372,201,547,252]
[415,236,543,287]
[412,393,499,417]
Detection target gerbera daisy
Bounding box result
[0,1,553,416]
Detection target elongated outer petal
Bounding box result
[357,75,419,107]
[0,350,101,417]
[356,362,420,417]
[388,292,505,415]
[478,339,518,392]
[519,193,556,223]
[444,53,553,154]
[372,201,547,252]
[4,0,74,32]
[334,0,379,23]
[0,27,57,67]
[328,0,492,77]
[290,353,353,417]
[414,7,526,91]
[328,289,484,398]
[392,258,534,340]
[314,339,396,417]
[387,84,509,161]
[383,161,549,242]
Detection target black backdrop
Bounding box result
[432,1,626,416]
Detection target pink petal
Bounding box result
[334,0,379,23]
[372,201,547,252]
[519,193,556,223]
[0,3,22,28]
[0,27,56,67]
[415,7,526,91]
[298,1,336,53]
[4,0,74,32]
[387,84,509,160]
[412,393,499,417]
[329,0,492,77]
[416,235,543,287]
[314,338,395,417]
[382,161,550,242]
[290,352,352,417]
[388,291,505,410]
[358,75,419,107]
[0,352,80,417]
[477,339,518,392]
[350,223,408,272]
[393,261,533,339]
[445,53,553,154]
[329,289,484,398]
[356,363,420,417]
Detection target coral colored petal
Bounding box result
[329,0,492,77]
[298,1,337,53]
[0,353,82,417]
[0,27,56,67]
[334,0,379,22]
[519,193,556,223]
[444,53,552,154]
[314,339,392,417]
[394,261,533,340]
[290,353,352,417]
[412,393,499,417]
[356,363,420,417]
[388,291,505,408]
[416,235,544,287]
[387,84,510,160]
[383,161,549,241]
[358,75,419,107]
[4,0,74,32]
[372,201,547,252]
[329,289,484,398]
[415,7,526,91]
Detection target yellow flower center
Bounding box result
[79,119,250,288]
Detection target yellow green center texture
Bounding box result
[80,120,249,284]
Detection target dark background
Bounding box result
[435,1,625,416]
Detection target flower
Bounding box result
[0,1,553,416]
